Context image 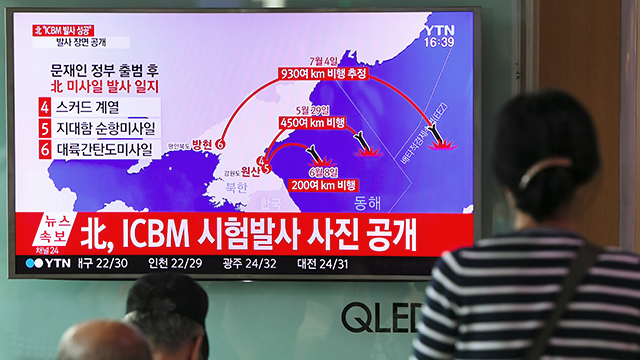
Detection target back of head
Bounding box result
[492,89,601,222]
[124,272,209,360]
[56,319,152,360]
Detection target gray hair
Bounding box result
[123,310,203,354]
[56,320,152,360]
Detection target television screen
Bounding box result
[7,7,480,280]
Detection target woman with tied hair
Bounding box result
[411,89,640,360]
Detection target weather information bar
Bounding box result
[16,255,441,279]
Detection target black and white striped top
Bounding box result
[411,227,640,360]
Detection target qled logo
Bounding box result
[341,302,423,333]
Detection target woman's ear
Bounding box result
[189,335,203,360]
[503,186,516,207]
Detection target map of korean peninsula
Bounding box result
[47,12,474,216]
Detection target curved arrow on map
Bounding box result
[267,142,309,163]
[216,78,280,150]
[368,75,433,127]
[217,72,439,154]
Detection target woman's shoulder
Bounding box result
[596,246,640,268]
[442,228,585,261]
[441,227,640,272]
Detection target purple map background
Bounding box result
[47,12,474,214]
[270,12,474,213]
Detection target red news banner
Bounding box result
[16,212,473,257]
[32,25,94,37]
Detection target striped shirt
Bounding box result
[411,227,640,360]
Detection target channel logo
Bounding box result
[25,257,72,269]
[25,258,44,269]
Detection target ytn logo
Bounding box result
[25,258,72,269]
[341,302,422,333]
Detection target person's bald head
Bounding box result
[57,319,152,360]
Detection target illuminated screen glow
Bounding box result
[7,8,480,279]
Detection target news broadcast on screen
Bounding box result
[7,8,480,279]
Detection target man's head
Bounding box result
[124,272,209,360]
[57,319,152,360]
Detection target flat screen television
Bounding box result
[6,7,481,280]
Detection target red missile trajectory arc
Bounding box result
[369,75,455,149]
[266,142,309,164]
[215,78,280,150]
[263,129,287,162]
[262,123,377,168]
[264,137,335,168]
[262,129,335,168]
[216,70,455,158]
[369,75,433,127]
[255,142,310,175]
